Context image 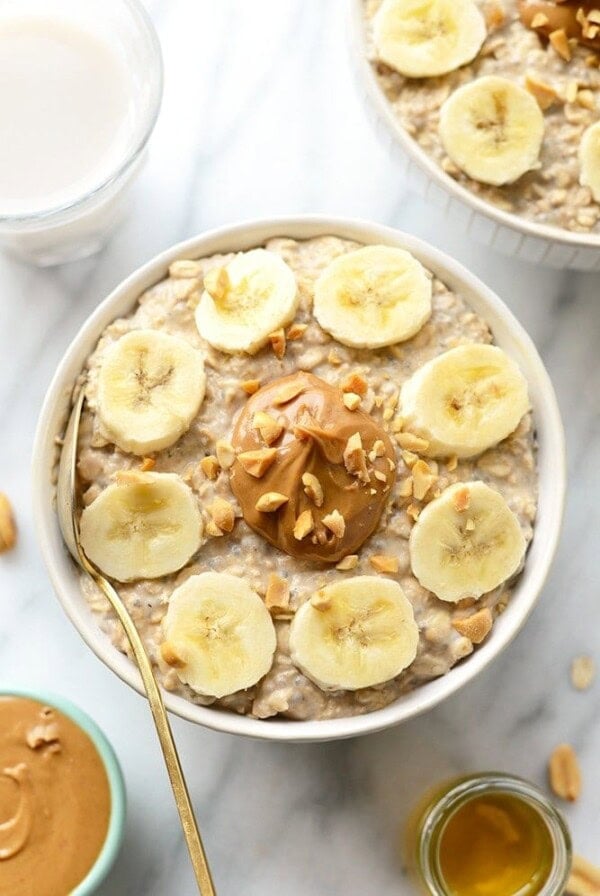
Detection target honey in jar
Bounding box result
[405,773,571,896]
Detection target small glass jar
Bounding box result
[0,0,163,265]
[406,773,572,896]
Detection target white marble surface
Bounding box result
[1,1,599,893]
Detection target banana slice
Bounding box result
[313,245,432,349]
[97,329,206,456]
[579,121,600,202]
[195,248,299,354]
[373,0,486,78]
[409,481,526,603]
[400,344,530,458]
[79,472,202,582]
[439,76,545,186]
[161,572,277,698]
[289,576,419,690]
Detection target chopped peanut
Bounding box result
[549,28,571,60]
[369,554,399,573]
[398,476,413,498]
[200,455,220,480]
[531,11,549,27]
[549,743,582,801]
[452,608,493,644]
[566,855,600,896]
[336,554,359,571]
[216,439,235,469]
[208,497,235,533]
[269,328,286,359]
[293,509,314,540]
[140,457,156,472]
[407,503,421,521]
[255,492,289,512]
[343,392,361,411]
[240,378,260,395]
[287,322,307,340]
[343,432,370,482]
[302,472,324,507]
[571,655,596,690]
[273,380,305,405]
[0,495,17,553]
[341,372,368,396]
[322,509,346,538]
[265,573,291,614]
[412,459,437,501]
[237,448,278,478]
[205,520,224,538]
[395,432,430,453]
[525,71,560,110]
[253,410,283,445]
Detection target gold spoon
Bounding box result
[57,384,216,896]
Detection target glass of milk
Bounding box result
[0,0,163,265]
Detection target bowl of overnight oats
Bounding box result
[352,0,600,268]
[33,217,565,742]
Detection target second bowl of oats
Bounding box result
[353,0,600,269]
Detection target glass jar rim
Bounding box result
[0,0,163,226]
[417,773,572,896]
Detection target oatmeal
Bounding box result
[363,0,600,234]
[73,235,537,721]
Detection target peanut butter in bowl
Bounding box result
[0,693,123,896]
[66,234,539,723]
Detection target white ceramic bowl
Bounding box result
[33,216,565,742]
[349,0,600,271]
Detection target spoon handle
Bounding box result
[84,559,216,895]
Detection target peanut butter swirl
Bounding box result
[519,0,600,50]
[229,372,397,563]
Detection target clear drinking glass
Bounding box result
[0,0,163,265]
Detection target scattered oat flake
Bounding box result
[571,655,595,691]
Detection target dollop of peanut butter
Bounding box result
[0,697,111,895]
[519,0,600,50]
[229,372,397,563]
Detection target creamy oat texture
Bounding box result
[76,236,537,721]
[363,0,600,234]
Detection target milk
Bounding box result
[0,17,133,216]
[0,3,162,264]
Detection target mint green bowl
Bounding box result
[0,688,126,895]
